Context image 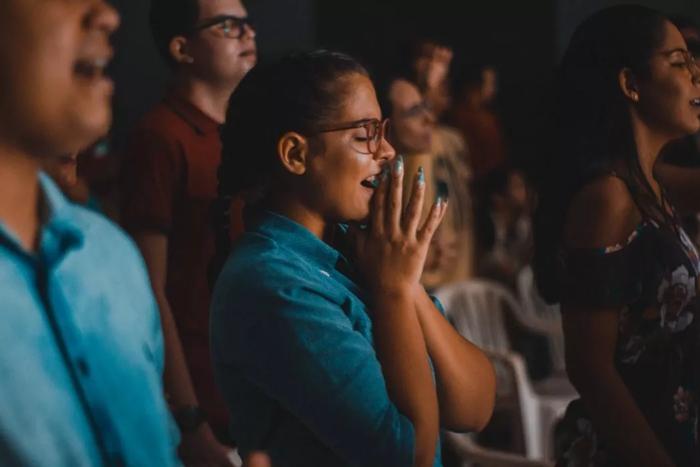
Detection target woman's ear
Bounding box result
[618,67,640,103]
[277,132,309,175]
[169,36,195,65]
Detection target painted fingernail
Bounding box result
[436,180,449,200]
[436,196,444,208]
[417,166,425,184]
[393,155,404,176]
[381,165,389,181]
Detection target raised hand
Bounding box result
[424,45,453,92]
[353,156,448,298]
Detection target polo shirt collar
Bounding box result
[246,210,345,271]
[164,91,221,136]
[0,173,83,264]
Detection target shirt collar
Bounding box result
[245,210,345,271]
[164,91,221,136]
[38,173,84,262]
[0,173,84,264]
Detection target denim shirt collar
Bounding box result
[245,209,347,271]
[0,173,83,265]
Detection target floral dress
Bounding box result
[555,200,700,467]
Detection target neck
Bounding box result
[172,74,235,124]
[0,145,41,251]
[629,114,671,196]
[265,194,332,241]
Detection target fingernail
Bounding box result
[381,165,389,181]
[393,155,404,176]
[436,180,449,200]
[417,166,425,184]
[436,196,444,208]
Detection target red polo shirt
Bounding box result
[121,91,242,435]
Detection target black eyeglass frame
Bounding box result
[191,14,254,39]
[317,118,390,154]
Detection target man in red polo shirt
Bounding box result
[121,0,256,464]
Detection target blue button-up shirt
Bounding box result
[211,210,442,467]
[0,174,179,466]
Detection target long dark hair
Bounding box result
[209,50,369,284]
[533,5,670,303]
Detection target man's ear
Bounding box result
[618,67,640,103]
[277,132,310,176]
[169,36,195,65]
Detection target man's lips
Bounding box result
[74,45,113,81]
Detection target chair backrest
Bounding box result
[516,266,561,322]
[435,279,521,354]
[435,279,523,398]
[516,266,566,373]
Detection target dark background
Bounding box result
[107,0,700,169]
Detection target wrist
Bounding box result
[371,282,415,300]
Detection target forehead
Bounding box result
[659,20,687,51]
[198,0,247,19]
[336,74,381,121]
[389,79,422,109]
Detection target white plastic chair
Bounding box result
[435,279,575,461]
[444,431,552,467]
[515,266,566,374]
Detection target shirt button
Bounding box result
[76,358,90,376]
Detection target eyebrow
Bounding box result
[660,47,689,56]
[348,118,378,126]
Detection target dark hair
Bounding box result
[149,0,200,68]
[479,167,517,205]
[451,63,494,100]
[533,5,670,303]
[395,36,452,82]
[209,50,369,284]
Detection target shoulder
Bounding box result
[67,205,149,277]
[435,124,467,149]
[133,101,187,135]
[212,233,342,320]
[564,175,642,249]
[217,234,310,293]
[127,103,190,155]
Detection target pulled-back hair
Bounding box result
[534,5,670,303]
[218,50,369,204]
[149,0,200,68]
[210,50,369,284]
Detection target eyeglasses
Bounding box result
[661,48,699,73]
[192,15,254,39]
[318,118,390,154]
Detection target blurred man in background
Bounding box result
[121,0,256,464]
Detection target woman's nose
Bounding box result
[375,136,396,162]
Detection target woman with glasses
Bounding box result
[210,50,495,467]
[534,6,700,467]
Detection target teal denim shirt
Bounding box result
[0,174,179,466]
[211,210,442,467]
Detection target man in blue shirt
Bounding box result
[0,0,179,464]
